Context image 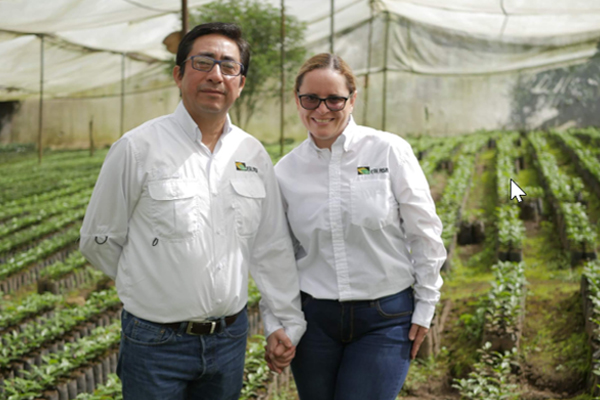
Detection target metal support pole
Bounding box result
[120,53,125,137]
[381,12,390,131]
[362,8,374,126]
[330,0,335,53]
[89,118,94,157]
[279,0,286,157]
[38,35,44,164]
[182,0,189,35]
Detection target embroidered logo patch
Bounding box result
[235,161,258,173]
[357,166,370,175]
[357,166,388,175]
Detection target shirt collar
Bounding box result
[307,115,357,153]
[173,101,233,144]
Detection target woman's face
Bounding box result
[296,68,356,149]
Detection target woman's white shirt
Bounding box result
[275,117,446,328]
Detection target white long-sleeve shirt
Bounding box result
[274,117,446,328]
[80,102,306,344]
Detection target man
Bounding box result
[79,22,305,400]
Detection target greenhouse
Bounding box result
[1,0,600,399]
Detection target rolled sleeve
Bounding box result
[391,143,446,329]
[80,137,142,280]
[249,158,306,345]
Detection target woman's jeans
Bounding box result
[117,308,248,400]
[291,288,414,400]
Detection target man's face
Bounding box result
[173,34,245,118]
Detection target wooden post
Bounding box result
[381,12,390,131]
[120,53,125,137]
[38,34,44,164]
[279,0,286,157]
[362,7,374,126]
[330,0,335,53]
[89,118,94,157]
[182,0,189,35]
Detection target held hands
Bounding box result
[264,328,296,374]
[408,323,429,360]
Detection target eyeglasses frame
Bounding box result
[297,92,353,111]
[183,55,245,77]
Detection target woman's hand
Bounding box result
[265,328,296,373]
[408,323,429,359]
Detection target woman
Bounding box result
[273,53,446,400]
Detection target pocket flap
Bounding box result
[148,179,200,201]
[231,178,266,199]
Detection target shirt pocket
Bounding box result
[350,179,396,230]
[148,179,200,240]
[230,178,266,238]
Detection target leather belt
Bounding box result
[161,308,243,335]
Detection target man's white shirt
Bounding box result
[80,102,306,344]
[275,117,446,328]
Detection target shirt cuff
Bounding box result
[260,302,306,346]
[411,301,436,329]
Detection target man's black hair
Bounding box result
[176,22,250,78]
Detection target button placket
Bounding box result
[329,146,350,299]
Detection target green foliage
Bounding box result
[437,135,488,247]
[0,292,62,330]
[189,0,307,130]
[452,343,520,400]
[76,374,123,400]
[496,206,524,252]
[240,335,272,399]
[485,261,526,337]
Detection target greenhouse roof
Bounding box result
[1,0,600,101]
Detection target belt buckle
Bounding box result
[186,321,217,335]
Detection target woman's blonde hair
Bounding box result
[294,53,357,94]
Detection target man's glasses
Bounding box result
[184,55,244,77]
[297,93,352,111]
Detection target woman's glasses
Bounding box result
[297,92,352,111]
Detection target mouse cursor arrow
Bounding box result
[510,179,526,203]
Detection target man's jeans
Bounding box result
[291,288,414,400]
[117,308,248,400]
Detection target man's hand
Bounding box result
[408,323,428,360]
[265,328,296,374]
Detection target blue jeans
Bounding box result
[117,308,248,400]
[291,288,413,400]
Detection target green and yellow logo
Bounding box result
[235,161,258,173]
[357,166,370,175]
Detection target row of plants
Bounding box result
[0,153,104,187]
[0,150,97,173]
[2,322,120,399]
[0,288,120,372]
[1,322,121,400]
[552,130,600,199]
[65,334,281,400]
[452,343,519,400]
[39,252,88,282]
[0,223,80,284]
[0,190,92,238]
[582,260,600,396]
[2,176,96,211]
[495,133,525,260]
[39,266,107,296]
[0,208,86,255]
[1,174,96,205]
[0,293,62,333]
[528,132,597,261]
[419,137,462,177]
[437,135,488,249]
[453,260,526,399]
